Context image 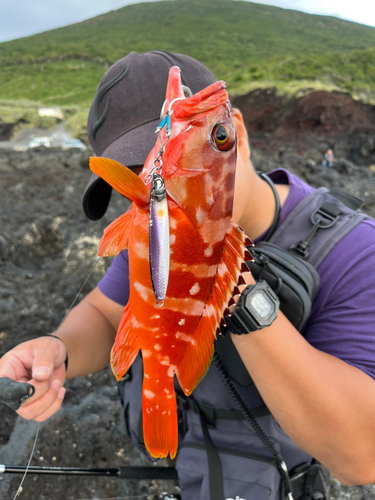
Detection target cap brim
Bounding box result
[83,118,159,220]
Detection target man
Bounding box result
[322,149,335,169]
[1,51,375,499]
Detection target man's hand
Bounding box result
[0,337,67,422]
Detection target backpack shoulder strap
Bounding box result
[268,187,370,268]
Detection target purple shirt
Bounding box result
[99,169,375,380]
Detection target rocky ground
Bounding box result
[0,89,375,500]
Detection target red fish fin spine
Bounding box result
[89,157,150,210]
[142,362,178,459]
[217,260,240,297]
[98,210,132,257]
[111,304,140,381]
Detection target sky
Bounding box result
[0,0,374,43]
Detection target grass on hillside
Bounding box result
[1,0,375,138]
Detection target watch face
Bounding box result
[249,291,273,319]
[243,281,279,328]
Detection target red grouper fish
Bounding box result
[90,66,253,459]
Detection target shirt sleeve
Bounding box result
[302,219,375,380]
[98,250,130,306]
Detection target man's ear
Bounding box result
[232,108,251,161]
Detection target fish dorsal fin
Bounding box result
[90,157,150,209]
[176,221,252,395]
[98,210,132,257]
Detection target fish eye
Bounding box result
[211,123,236,152]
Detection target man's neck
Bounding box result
[238,171,290,241]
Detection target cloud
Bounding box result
[247,0,375,28]
[0,0,163,43]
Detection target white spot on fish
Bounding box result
[170,218,177,230]
[152,314,161,319]
[144,390,156,399]
[176,331,196,345]
[164,388,170,394]
[170,234,176,244]
[134,241,148,259]
[170,261,217,278]
[167,395,173,399]
[204,245,213,257]
[196,207,206,225]
[156,405,159,409]
[154,344,161,351]
[143,350,152,358]
[178,318,185,326]
[160,356,170,366]
[164,297,205,315]
[134,281,151,302]
[189,283,200,295]
[167,365,176,378]
[144,374,150,379]
[131,316,145,328]
[163,333,168,337]
[162,411,166,415]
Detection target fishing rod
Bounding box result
[0,464,178,480]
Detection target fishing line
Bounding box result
[76,494,154,500]
[11,422,40,500]
[10,256,103,499]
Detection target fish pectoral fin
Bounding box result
[142,363,178,460]
[111,303,140,381]
[90,157,150,210]
[176,221,252,395]
[99,210,132,256]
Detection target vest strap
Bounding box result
[176,393,270,428]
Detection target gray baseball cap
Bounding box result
[83,51,216,220]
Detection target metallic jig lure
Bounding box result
[149,172,170,306]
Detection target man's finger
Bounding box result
[35,387,66,422]
[32,337,66,381]
[17,379,62,420]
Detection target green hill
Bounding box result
[1,0,375,138]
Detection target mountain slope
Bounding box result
[1,0,375,105]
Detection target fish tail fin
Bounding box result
[142,363,178,459]
[111,303,140,381]
[90,157,150,209]
[99,210,132,256]
[177,221,251,395]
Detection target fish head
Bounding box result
[140,66,237,228]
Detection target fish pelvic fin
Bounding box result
[99,210,132,257]
[111,303,140,381]
[90,157,150,210]
[176,221,253,395]
[142,360,178,459]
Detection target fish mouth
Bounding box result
[173,81,229,120]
